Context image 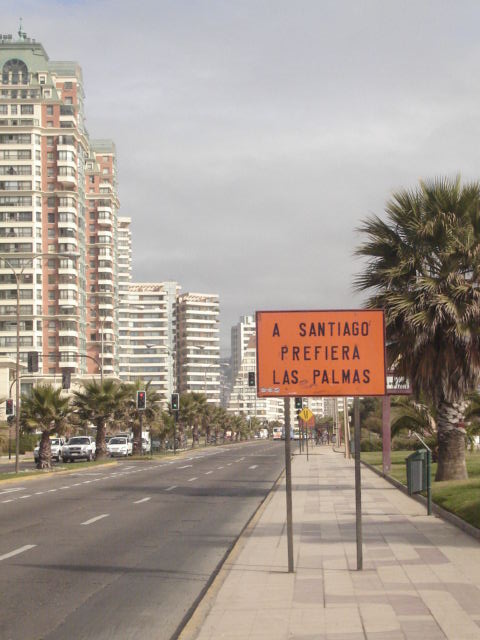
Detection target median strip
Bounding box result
[81,514,109,526]
[0,544,36,562]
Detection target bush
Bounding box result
[360,438,383,452]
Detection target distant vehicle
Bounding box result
[293,427,300,440]
[259,428,268,439]
[107,436,132,457]
[34,437,66,463]
[61,436,96,462]
[272,427,283,441]
[141,436,151,454]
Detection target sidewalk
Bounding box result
[185,446,480,640]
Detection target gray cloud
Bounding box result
[6,0,480,351]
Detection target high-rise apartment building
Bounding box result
[177,293,220,404]
[0,30,119,391]
[120,282,179,403]
[117,216,132,378]
[230,314,255,384]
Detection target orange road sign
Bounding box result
[256,309,386,397]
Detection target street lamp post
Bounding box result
[0,252,79,473]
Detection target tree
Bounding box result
[21,384,70,469]
[355,176,480,480]
[72,379,127,459]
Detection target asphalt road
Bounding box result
[0,440,285,640]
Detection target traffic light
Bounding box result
[62,371,71,390]
[136,390,146,410]
[294,397,303,410]
[5,398,14,416]
[27,351,39,373]
[248,371,255,387]
[171,392,179,411]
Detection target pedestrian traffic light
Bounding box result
[294,397,303,410]
[248,371,255,387]
[27,351,39,373]
[62,371,71,390]
[136,390,146,410]
[6,398,14,416]
[171,392,179,411]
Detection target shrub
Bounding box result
[360,438,383,452]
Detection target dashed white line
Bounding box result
[188,477,197,482]
[48,489,57,492]
[35,491,44,495]
[0,544,37,562]
[0,487,25,496]
[217,466,224,469]
[81,514,109,526]
[60,486,70,490]
[178,465,192,469]
[19,495,31,499]
[205,471,213,475]
[165,485,177,491]
[1,499,13,503]
[249,465,258,469]
[134,497,151,504]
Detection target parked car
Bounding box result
[107,436,133,457]
[61,436,96,462]
[34,437,66,463]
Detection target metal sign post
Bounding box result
[354,397,363,570]
[284,397,294,573]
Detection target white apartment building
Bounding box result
[120,282,178,404]
[230,314,255,384]
[177,292,220,404]
[117,216,131,378]
[228,334,283,423]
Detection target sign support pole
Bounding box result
[354,397,363,570]
[284,397,294,573]
[382,395,391,474]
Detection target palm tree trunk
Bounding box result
[435,400,468,481]
[132,419,141,455]
[95,420,107,459]
[37,430,52,469]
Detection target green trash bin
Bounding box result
[406,449,427,495]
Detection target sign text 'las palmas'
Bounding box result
[256,310,386,397]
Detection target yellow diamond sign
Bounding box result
[298,407,314,422]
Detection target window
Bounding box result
[65,97,73,105]
[48,291,55,300]
[47,136,53,146]
[47,168,54,177]
[64,82,72,89]
[47,121,53,128]
[48,213,55,223]
[39,75,46,85]
[48,229,55,238]
[48,337,56,347]
[46,105,53,115]
[10,105,17,115]
[48,275,55,284]
[0,105,7,115]
[21,105,34,115]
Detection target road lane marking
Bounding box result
[249,465,258,469]
[178,465,192,469]
[227,463,232,466]
[19,495,31,499]
[81,514,109,526]
[0,544,36,562]
[1,499,13,503]
[217,466,224,469]
[35,491,45,495]
[188,477,197,482]
[0,487,25,496]
[60,486,70,490]
[205,471,213,475]
[48,489,57,492]
[165,485,177,491]
[134,497,151,504]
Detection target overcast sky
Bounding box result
[5,1,480,352]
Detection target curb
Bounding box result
[0,460,118,485]
[361,459,480,541]
[176,461,287,640]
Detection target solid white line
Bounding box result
[249,465,258,469]
[81,514,109,526]
[0,544,36,562]
[134,497,151,504]
[188,477,197,482]
[205,471,213,475]
[165,485,177,491]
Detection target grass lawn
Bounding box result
[0,458,116,483]
[361,450,480,529]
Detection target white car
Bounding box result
[107,436,133,457]
[34,437,66,463]
[61,436,96,462]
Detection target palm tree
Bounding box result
[72,379,127,459]
[355,176,480,480]
[21,384,70,469]
[191,392,208,447]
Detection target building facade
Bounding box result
[0,30,120,395]
[176,292,220,404]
